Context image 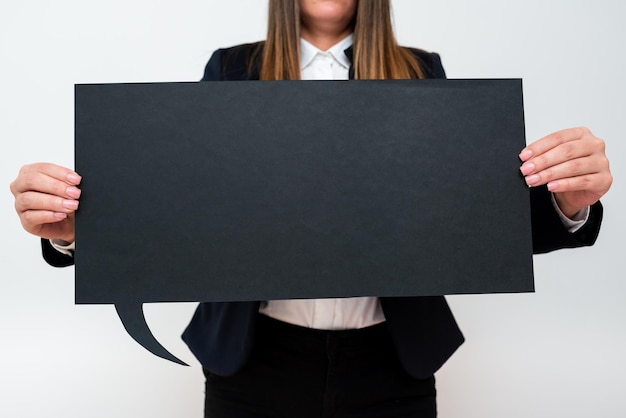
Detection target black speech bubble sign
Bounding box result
[75,79,532,364]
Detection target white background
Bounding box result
[1,1,624,417]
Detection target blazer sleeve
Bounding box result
[41,239,74,267]
[530,186,603,254]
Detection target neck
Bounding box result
[300,25,352,51]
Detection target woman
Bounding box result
[10,1,612,417]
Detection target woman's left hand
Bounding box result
[519,127,612,219]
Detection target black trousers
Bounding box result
[204,314,436,418]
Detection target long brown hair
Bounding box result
[259,0,425,80]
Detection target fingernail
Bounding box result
[67,172,82,184]
[66,186,82,199]
[63,200,79,210]
[525,174,540,186]
[520,162,535,176]
[519,149,533,161]
[54,212,68,220]
[547,181,559,191]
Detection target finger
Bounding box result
[11,169,82,199]
[11,163,81,193]
[526,162,612,197]
[547,164,612,193]
[20,210,69,233]
[520,139,598,177]
[519,127,588,162]
[24,162,82,184]
[523,157,595,187]
[15,191,80,214]
[545,174,607,195]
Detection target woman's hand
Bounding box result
[10,163,82,244]
[519,127,612,219]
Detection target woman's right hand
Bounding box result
[10,163,82,244]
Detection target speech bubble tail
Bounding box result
[115,302,188,366]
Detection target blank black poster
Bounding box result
[75,79,533,305]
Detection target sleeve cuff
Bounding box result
[49,239,75,257]
[550,194,590,233]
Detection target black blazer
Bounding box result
[43,42,603,379]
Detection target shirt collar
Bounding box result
[300,34,354,70]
